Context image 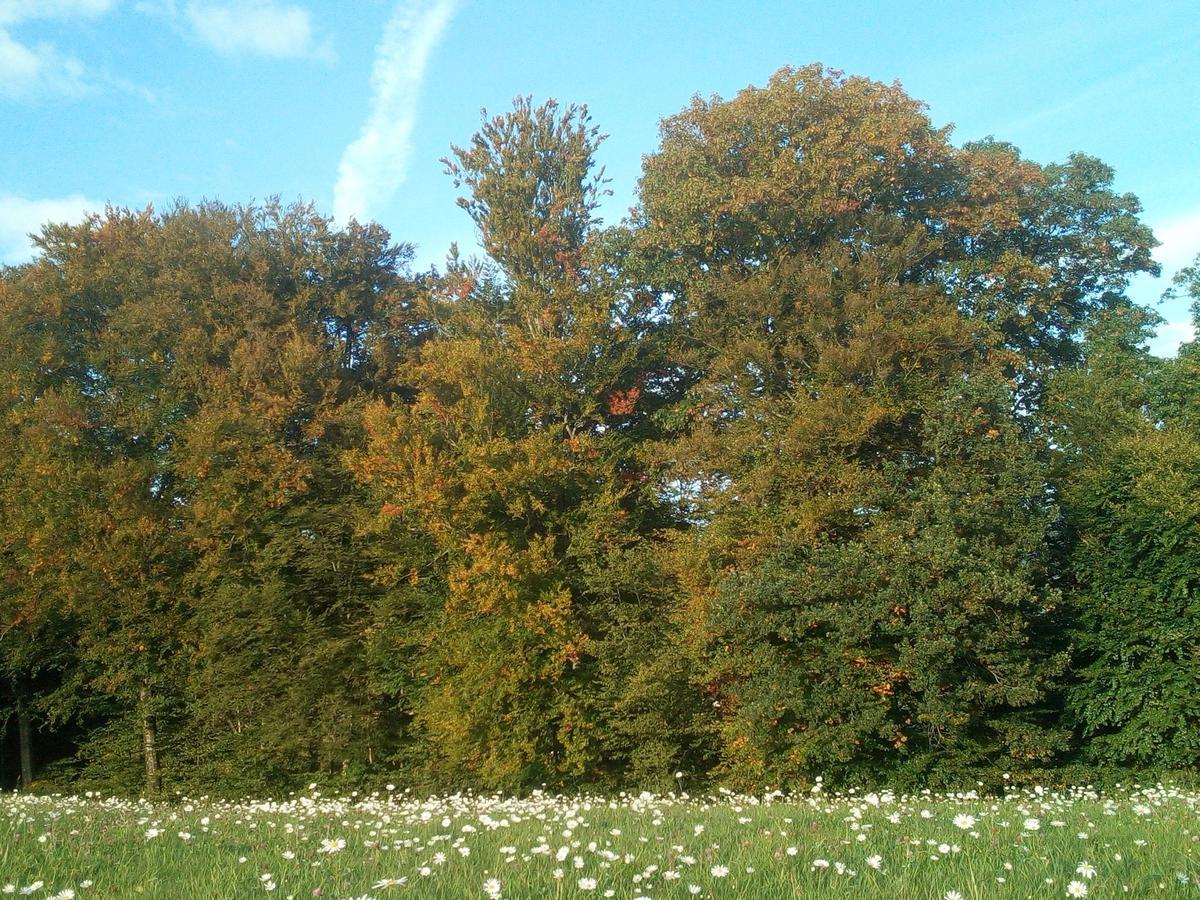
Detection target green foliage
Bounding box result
[706,382,1067,788]
[1049,265,1200,769]
[0,68,1187,795]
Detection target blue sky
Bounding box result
[2,0,1197,353]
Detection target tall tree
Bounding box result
[633,66,1080,785]
[1050,259,1200,768]
[0,202,425,794]
[353,98,690,789]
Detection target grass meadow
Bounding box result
[1,782,1197,898]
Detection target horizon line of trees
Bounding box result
[3,65,1199,798]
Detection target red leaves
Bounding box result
[606,385,640,416]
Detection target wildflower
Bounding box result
[52,892,75,900]
[952,814,976,830]
[577,878,597,890]
[688,888,702,896]
[372,879,407,889]
[317,837,346,854]
[945,892,964,900]
[710,866,729,878]
[812,859,830,870]
[19,885,44,898]
[483,879,501,898]
[1076,863,1096,879]
[867,854,883,870]
[1067,881,1088,897]
[1023,817,1041,831]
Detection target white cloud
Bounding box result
[1125,209,1200,357]
[1148,319,1195,358]
[0,0,116,26]
[184,0,330,60]
[0,194,100,264]
[1152,211,1200,278]
[0,0,116,100]
[1153,212,1200,356]
[333,0,457,224]
[0,28,91,99]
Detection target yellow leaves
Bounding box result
[552,633,590,669]
[520,595,568,635]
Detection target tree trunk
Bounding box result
[139,683,161,798]
[17,702,34,788]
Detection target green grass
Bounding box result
[1,783,1197,898]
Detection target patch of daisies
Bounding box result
[1,781,1198,897]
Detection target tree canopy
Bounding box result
[0,66,1189,795]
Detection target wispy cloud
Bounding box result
[0,193,101,264]
[0,0,116,26]
[0,0,116,100]
[333,0,457,224]
[1148,319,1195,358]
[1152,210,1200,279]
[1138,209,1200,357]
[184,1,331,60]
[0,28,88,99]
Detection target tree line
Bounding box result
[2,66,1198,797]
